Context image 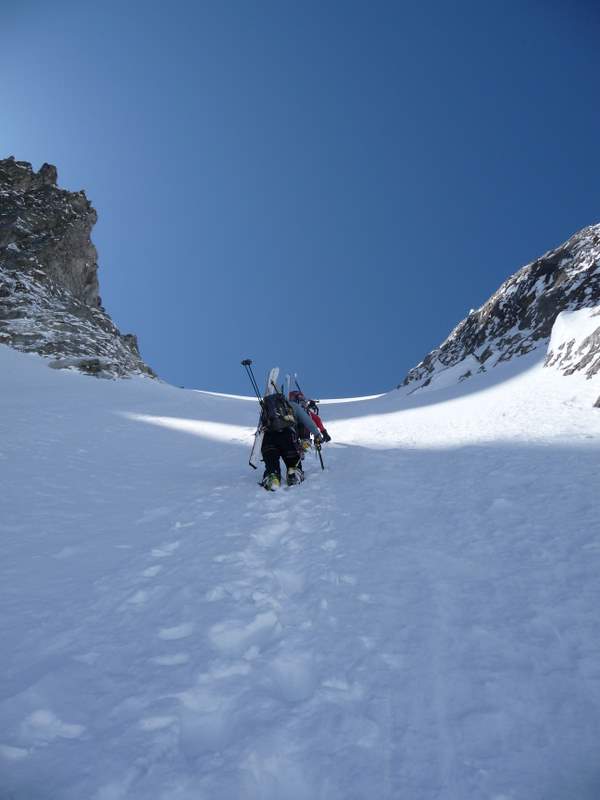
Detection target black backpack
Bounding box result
[261,393,296,432]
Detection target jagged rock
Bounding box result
[0,157,155,378]
[545,307,600,379]
[39,163,58,186]
[401,223,600,395]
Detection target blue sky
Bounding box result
[3,0,600,396]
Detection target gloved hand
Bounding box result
[313,435,323,447]
[322,429,331,443]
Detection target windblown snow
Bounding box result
[2,342,600,800]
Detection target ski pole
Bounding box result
[295,375,320,411]
[241,359,264,471]
[241,359,264,406]
[315,440,325,470]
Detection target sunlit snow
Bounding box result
[2,340,600,799]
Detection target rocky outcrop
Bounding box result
[0,157,155,378]
[545,306,600,379]
[400,223,600,393]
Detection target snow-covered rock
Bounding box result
[545,306,600,378]
[0,157,154,378]
[545,306,600,409]
[405,353,481,394]
[401,223,600,395]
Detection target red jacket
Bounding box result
[309,410,326,434]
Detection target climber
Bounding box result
[260,390,322,491]
[289,390,332,450]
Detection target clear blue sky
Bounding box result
[3,0,600,396]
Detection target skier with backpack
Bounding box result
[241,361,327,491]
[260,389,322,490]
[289,390,332,449]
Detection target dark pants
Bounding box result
[261,428,302,479]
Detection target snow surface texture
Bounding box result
[2,341,600,799]
[402,222,600,392]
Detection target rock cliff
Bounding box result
[0,157,154,378]
[401,223,600,395]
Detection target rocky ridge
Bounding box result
[401,223,600,396]
[0,157,154,378]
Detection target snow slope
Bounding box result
[2,345,600,800]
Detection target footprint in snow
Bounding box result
[177,687,238,755]
[321,539,338,551]
[127,590,148,605]
[322,571,357,586]
[213,552,244,564]
[252,520,290,546]
[273,569,305,595]
[158,622,195,640]
[151,540,180,558]
[209,611,281,656]
[205,585,227,602]
[20,710,85,744]
[267,652,317,703]
[142,565,163,578]
[264,510,290,520]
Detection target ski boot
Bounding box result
[286,466,305,486]
[261,473,281,492]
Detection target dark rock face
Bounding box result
[401,223,600,391]
[0,157,155,378]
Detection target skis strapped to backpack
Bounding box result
[248,367,285,469]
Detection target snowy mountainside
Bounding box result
[0,157,154,378]
[545,305,600,379]
[2,338,600,800]
[402,222,600,393]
